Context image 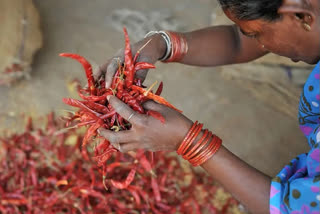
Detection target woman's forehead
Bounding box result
[224,9,266,32]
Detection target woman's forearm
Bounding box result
[179,25,268,66]
[201,145,271,214]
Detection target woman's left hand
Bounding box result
[98,95,193,152]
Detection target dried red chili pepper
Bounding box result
[59,53,96,95]
[155,81,163,96]
[130,85,182,112]
[151,177,161,202]
[134,62,156,71]
[81,101,110,114]
[78,91,109,102]
[123,28,135,88]
[127,186,141,206]
[110,168,136,189]
[82,120,103,159]
[138,152,152,172]
[62,98,101,118]
[147,110,165,123]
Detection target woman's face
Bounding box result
[224,9,320,64]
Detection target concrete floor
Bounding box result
[0,0,310,178]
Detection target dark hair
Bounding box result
[218,0,283,21]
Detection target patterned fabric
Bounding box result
[270,62,320,214]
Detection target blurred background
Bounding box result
[0,0,311,186]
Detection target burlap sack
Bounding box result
[0,0,42,85]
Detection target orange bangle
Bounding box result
[195,141,222,166]
[177,121,198,155]
[177,121,222,167]
[181,123,203,155]
[184,130,209,160]
[189,138,216,166]
[190,136,222,166]
[191,136,218,162]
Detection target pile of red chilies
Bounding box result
[0,114,240,213]
[59,27,181,191]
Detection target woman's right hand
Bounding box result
[98,95,193,152]
[96,33,167,88]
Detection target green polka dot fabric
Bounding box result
[270,62,320,213]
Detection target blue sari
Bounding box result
[270,62,320,213]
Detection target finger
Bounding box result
[142,100,167,112]
[135,69,148,83]
[92,65,104,82]
[107,95,143,123]
[120,142,141,153]
[98,128,134,151]
[105,56,124,88]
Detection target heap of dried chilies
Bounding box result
[59,27,181,190]
[0,114,242,213]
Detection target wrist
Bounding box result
[162,31,188,63]
[176,121,222,166]
[144,33,167,61]
[174,119,193,151]
[146,31,189,62]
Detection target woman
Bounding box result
[97,0,320,213]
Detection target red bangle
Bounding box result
[177,121,198,155]
[190,135,222,166]
[163,31,188,63]
[189,136,216,166]
[181,123,203,155]
[177,121,222,167]
[194,140,222,166]
[184,130,209,160]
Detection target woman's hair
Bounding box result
[218,0,283,21]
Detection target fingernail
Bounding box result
[97,128,103,135]
[117,144,122,152]
[107,95,111,101]
[111,142,121,152]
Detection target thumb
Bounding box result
[107,95,142,124]
[97,128,122,151]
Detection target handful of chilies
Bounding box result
[60,27,181,191]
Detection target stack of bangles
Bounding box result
[144,30,188,62]
[177,121,222,166]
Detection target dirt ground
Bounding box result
[0,0,310,179]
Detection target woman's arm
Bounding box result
[99,25,268,87]
[202,145,271,214]
[99,96,271,214]
[180,25,268,66]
